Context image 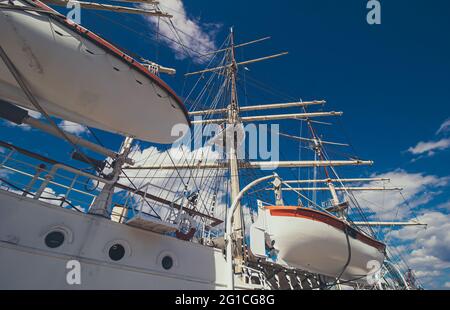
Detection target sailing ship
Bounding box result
[0,0,425,290]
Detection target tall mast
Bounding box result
[227,27,245,269]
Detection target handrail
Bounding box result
[0,151,97,187]
[0,176,83,213]
[1,164,97,198]
[34,164,116,200]
[0,142,224,226]
[124,181,180,222]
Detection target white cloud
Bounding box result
[445,282,450,288]
[407,138,450,156]
[39,187,65,206]
[407,118,450,158]
[242,205,255,237]
[408,118,450,161]
[141,0,219,63]
[34,187,84,212]
[436,200,450,211]
[119,143,227,228]
[436,118,450,135]
[347,167,450,288]
[58,120,88,136]
[414,270,442,278]
[4,120,32,131]
[388,211,450,288]
[24,108,42,119]
[352,169,448,220]
[0,182,82,210]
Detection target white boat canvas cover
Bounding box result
[0,0,190,144]
[250,206,386,281]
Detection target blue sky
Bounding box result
[1,0,449,288]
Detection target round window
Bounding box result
[108,244,125,261]
[161,256,174,270]
[45,231,65,248]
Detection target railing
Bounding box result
[123,181,180,223]
[0,145,223,240]
[240,265,271,289]
[0,147,183,225]
[0,147,101,212]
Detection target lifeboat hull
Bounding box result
[0,1,189,144]
[252,207,385,281]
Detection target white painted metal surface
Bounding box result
[0,190,232,289]
[126,213,179,234]
[0,1,189,144]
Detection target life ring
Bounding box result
[175,228,196,241]
[175,214,197,241]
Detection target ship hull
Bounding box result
[0,188,326,290]
[0,1,189,144]
[0,190,228,289]
[261,207,385,281]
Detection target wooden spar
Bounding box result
[185,52,288,76]
[284,178,391,184]
[277,132,349,147]
[233,36,271,49]
[240,111,343,122]
[191,111,343,125]
[123,160,373,170]
[237,52,288,67]
[229,100,325,111]
[22,117,125,162]
[189,100,325,116]
[308,120,333,126]
[276,187,403,191]
[202,37,271,56]
[123,163,229,170]
[353,221,427,227]
[42,0,172,17]
[184,64,228,77]
[245,160,373,169]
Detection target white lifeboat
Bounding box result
[0,0,190,144]
[250,206,386,281]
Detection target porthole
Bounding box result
[161,255,174,270]
[45,231,65,248]
[108,244,125,261]
[108,244,125,262]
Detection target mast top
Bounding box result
[185,29,287,77]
